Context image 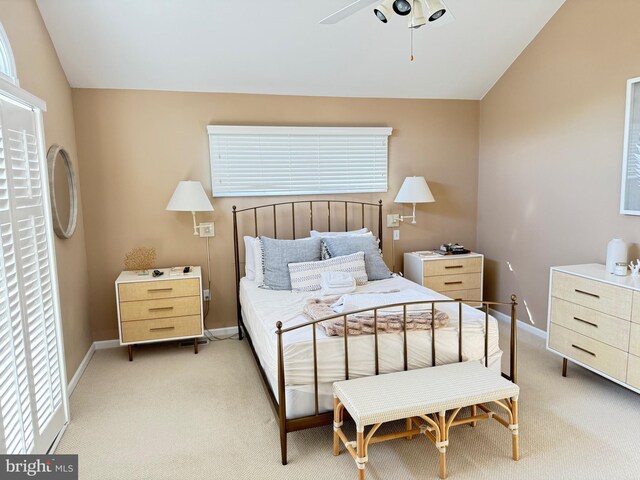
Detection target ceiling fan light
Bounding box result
[374,0,394,23]
[393,0,412,16]
[424,0,446,21]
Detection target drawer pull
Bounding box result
[149,306,174,312]
[149,326,175,332]
[574,289,600,299]
[573,316,598,328]
[571,344,596,357]
[444,281,463,285]
[445,265,464,269]
[148,287,173,292]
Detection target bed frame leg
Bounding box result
[280,423,288,465]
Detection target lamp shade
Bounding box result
[166,181,214,212]
[394,176,435,204]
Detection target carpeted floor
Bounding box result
[56,323,640,479]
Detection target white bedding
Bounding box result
[240,276,502,418]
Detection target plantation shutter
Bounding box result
[208,126,392,197]
[0,92,67,454]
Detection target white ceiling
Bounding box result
[36,0,565,100]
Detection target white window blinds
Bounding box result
[0,93,67,455]
[208,126,392,197]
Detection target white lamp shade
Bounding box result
[394,176,435,204]
[166,181,214,212]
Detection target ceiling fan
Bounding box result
[320,0,451,29]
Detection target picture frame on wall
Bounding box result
[620,76,640,215]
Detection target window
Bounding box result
[0,22,17,85]
[0,93,67,454]
[208,126,392,197]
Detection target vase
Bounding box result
[606,238,627,273]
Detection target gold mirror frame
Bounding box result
[46,144,78,239]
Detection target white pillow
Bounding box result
[288,252,368,292]
[310,228,369,238]
[244,236,257,280]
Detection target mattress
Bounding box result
[240,276,503,419]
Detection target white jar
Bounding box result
[606,238,627,273]
[615,262,628,276]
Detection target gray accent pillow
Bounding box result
[260,236,322,290]
[322,236,393,281]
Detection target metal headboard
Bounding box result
[232,199,383,339]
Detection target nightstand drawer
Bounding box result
[118,278,199,302]
[551,272,632,319]
[628,355,640,389]
[424,273,481,292]
[121,315,202,343]
[633,291,640,325]
[443,288,481,303]
[548,323,628,382]
[550,297,630,350]
[423,257,482,277]
[630,323,640,357]
[120,296,200,322]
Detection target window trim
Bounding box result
[207,125,392,198]
[0,22,18,86]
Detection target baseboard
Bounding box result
[490,308,547,340]
[204,326,239,338]
[67,343,95,396]
[94,339,120,350]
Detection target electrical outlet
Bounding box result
[199,222,215,237]
[387,214,400,228]
[203,289,211,301]
[393,230,400,241]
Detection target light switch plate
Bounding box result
[393,230,400,241]
[199,222,215,237]
[387,214,400,228]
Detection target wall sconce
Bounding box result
[390,176,435,225]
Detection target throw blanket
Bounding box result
[304,290,449,336]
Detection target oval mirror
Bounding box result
[47,145,78,239]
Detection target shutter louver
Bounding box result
[208,126,391,197]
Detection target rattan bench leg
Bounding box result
[357,430,366,480]
[511,398,519,461]
[438,411,447,479]
[333,397,342,456]
[406,418,414,440]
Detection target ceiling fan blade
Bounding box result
[319,0,380,24]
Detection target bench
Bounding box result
[332,361,520,479]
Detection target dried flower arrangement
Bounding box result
[123,246,157,273]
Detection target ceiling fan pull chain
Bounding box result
[410,23,414,61]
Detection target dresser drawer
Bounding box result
[551,271,632,320]
[120,296,200,322]
[630,323,640,357]
[627,354,640,389]
[549,323,628,382]
[423,257,482,277]
[121,315,202,343]
[118,278,199,302]
[424,273,481,292]
[550,297,630,350]
[633,291,640,325]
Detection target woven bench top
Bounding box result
[333,361,519,429]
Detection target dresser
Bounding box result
[547,264,640,393]
[115,267,204,361]
[403,251,484,307]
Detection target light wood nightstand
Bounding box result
[115,267,204,361]
[403,251,484,307]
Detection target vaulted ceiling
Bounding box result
[36,0,565,99]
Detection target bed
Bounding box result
[231,200,518,465]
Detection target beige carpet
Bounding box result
[56,324,640,479]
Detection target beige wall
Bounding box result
[71,89,479,340]
[0,0,92,379]
[478,0,640,329]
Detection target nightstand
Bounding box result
[403,251,484,307]
[115,267,204,361]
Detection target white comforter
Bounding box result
[240,276,502,387]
